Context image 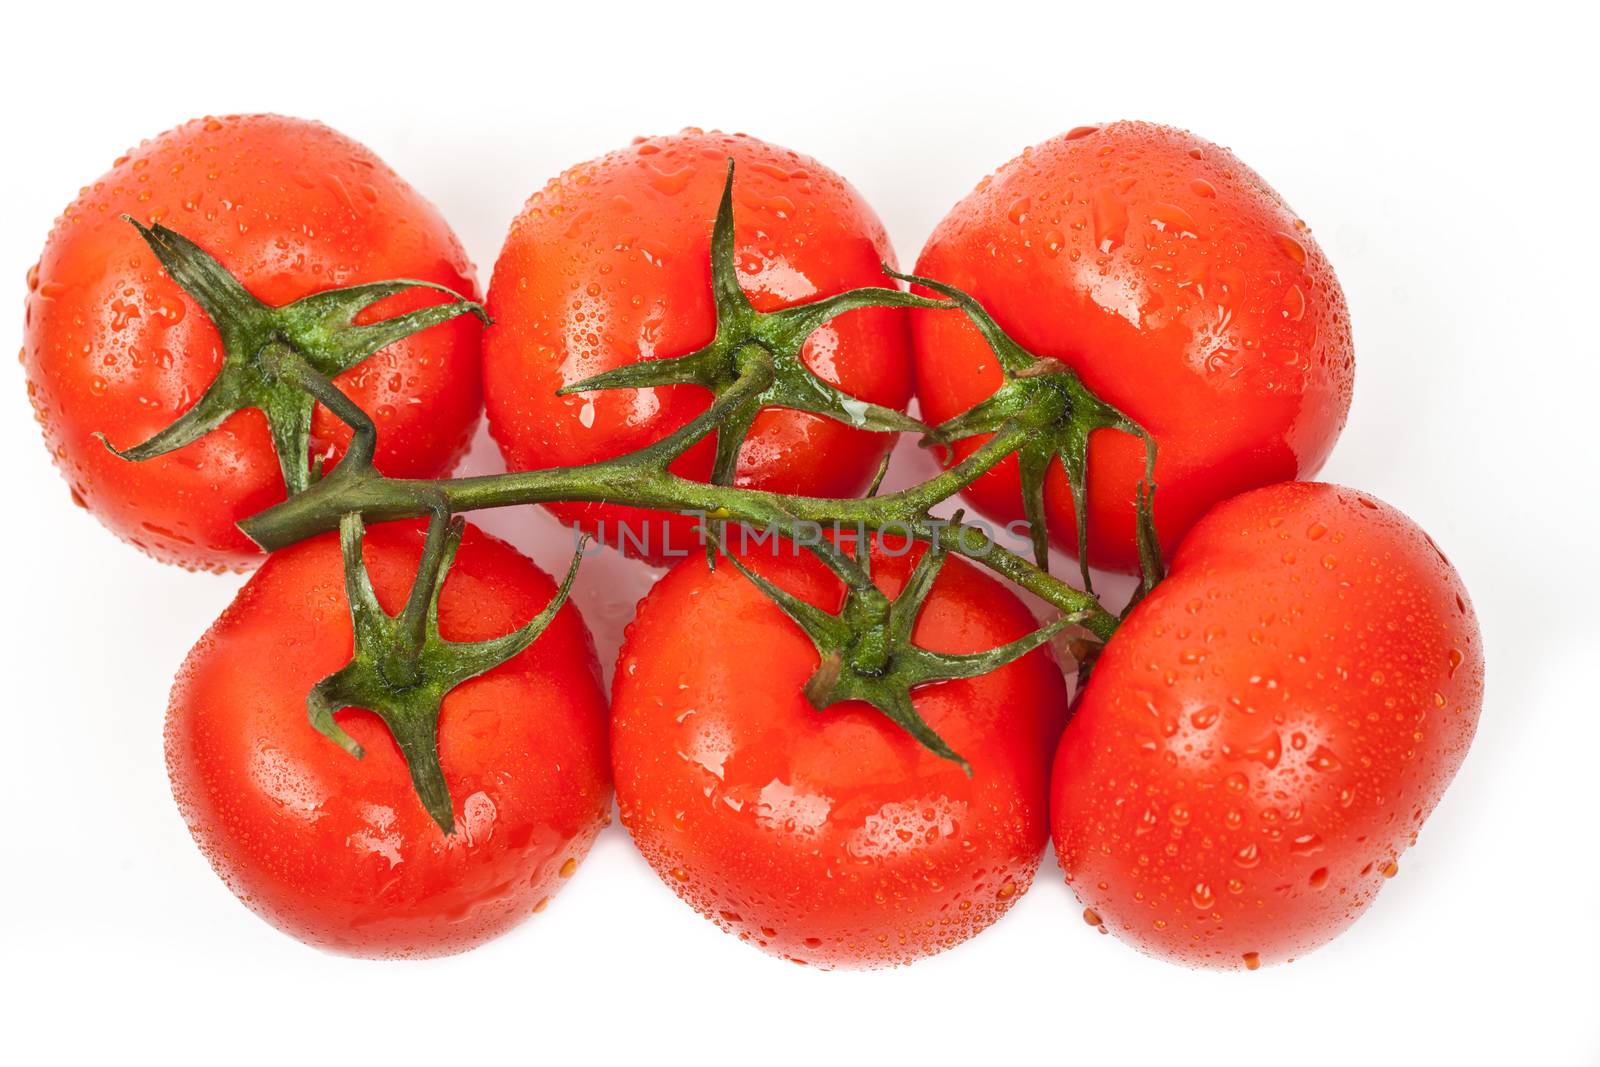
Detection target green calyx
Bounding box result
[888,269,1163,598]
[307,510,585,834]
[95,218,487,495]
[708,519,1077,773]
[558,161,949,488]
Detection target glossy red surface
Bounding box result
[1052,482,1483,968]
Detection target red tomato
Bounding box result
[912,121,1354,573]
[166,520,610,958]
[23,114,484,572]
[483,129,912,566]
[611,539,1069,967]
[1051,482,1483,969]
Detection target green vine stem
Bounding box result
[238,358,1122,641]
[99,161,1169,819]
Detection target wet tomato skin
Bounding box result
[912,121,1354,573]
[1051,482,1483,969]
[611,540,1069,968]
[166,520,610,958]
[24,114,484,572]
[483,129,913,566]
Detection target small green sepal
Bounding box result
[306,511,585,834]
[707,520,1078,773]
[558,161,950,488]
[96,218,487,496]
[886,268,1160,593]
[1121,474,1166,616]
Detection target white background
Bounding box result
[3,2,1596,1063]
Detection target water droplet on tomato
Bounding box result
[1226,730,1282,769]
[1289,833,1324,856]
[1091,186,1128,253]
[1280,284,1306,322]
[1274,231,1308,266]
[1148,202,1199,238]
[647,164,695,197]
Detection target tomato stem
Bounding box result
[707,520,1078,769]
[107,162,1169,819]
[93,217,486,495]
[885,268,1161,595]
[238,383,1122,642]
[305,512,587,834]
[553,162,950,490]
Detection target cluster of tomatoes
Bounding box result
[22,115,1483,969]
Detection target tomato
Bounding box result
[166,520,610,958]
[911,121,1354,573]
[610,538,1070,967]
[483,129,913,566]
[1050,482,1483,969]
[23,114,484,572]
